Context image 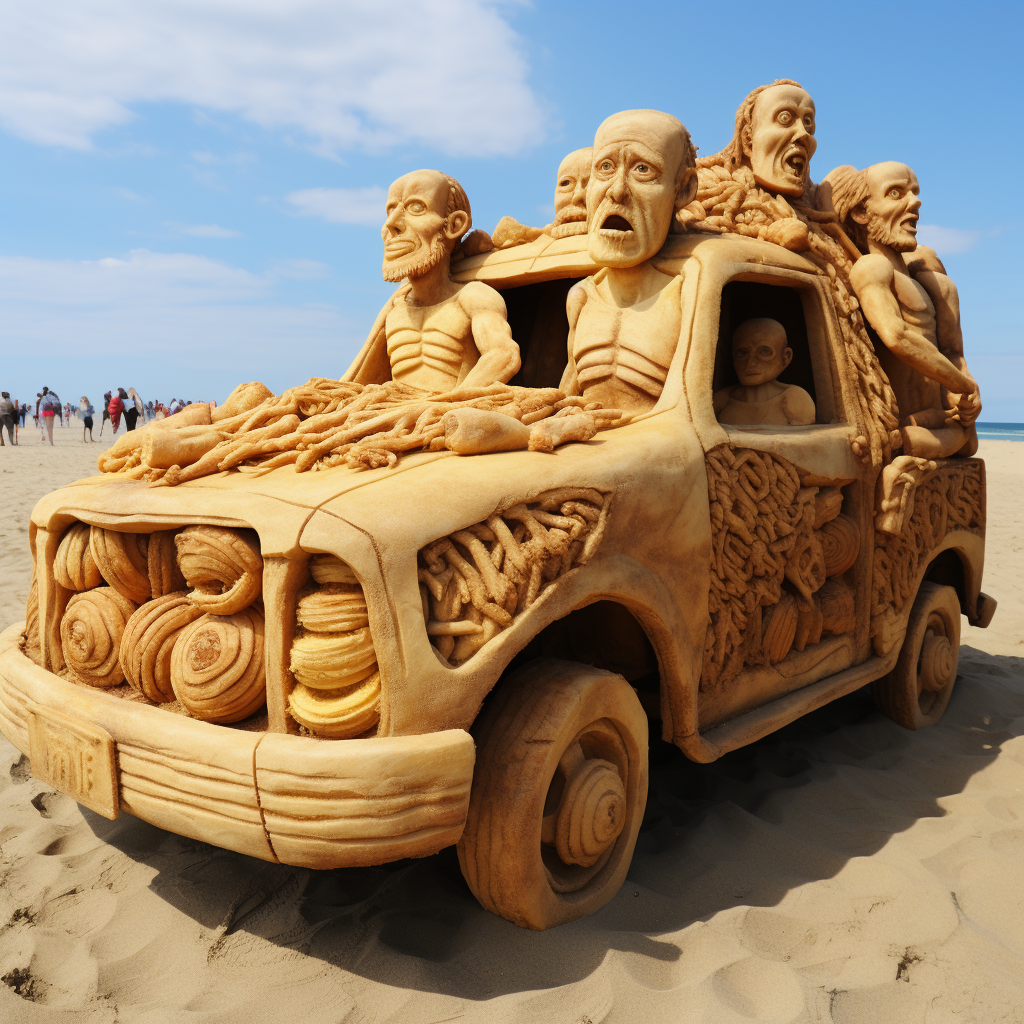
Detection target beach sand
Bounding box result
[0,430,1021,1022]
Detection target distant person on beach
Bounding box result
[98,392,112,437]
[108,389,125,432]
[19,403,27,428]
[80,397,95,443]
[125,388,144,431]
[33,394,41,429]
[0,393,16,445]
[145,400,155,422]
[38,387,60,445]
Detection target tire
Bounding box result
[457,658,648,929]
[872,582,961,729]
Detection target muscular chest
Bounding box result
[386,301,472,358]
[893,274,936,335]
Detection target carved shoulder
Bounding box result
[904,244,947,276]
[849,253,895,294]
[566,280,589,329]
[458,280,508,319]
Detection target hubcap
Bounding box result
[919,627,954,693]
[554,759,626,867]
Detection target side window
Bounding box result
[501,279,575,389]
[713,280,836,426]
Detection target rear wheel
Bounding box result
[873,582,961,729]
[458,658,648,929]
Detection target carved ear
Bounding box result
[740,124,752,157]
[849,203,870,227]
[675,166,698,210]
[446,210,470,241]
[781,347,793,370]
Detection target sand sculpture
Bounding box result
[714,318,816,426]
[0,88,997,931]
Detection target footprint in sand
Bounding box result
[711,956,804,1022]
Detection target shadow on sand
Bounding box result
[84,644,1024,1002]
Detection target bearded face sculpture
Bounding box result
[855,162,922,252]
[381,170,468,283]
[549,148,592,238]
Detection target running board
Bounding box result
[681,653,897,763]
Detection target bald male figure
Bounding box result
[560,109,697,415]
[714,318,815,426]
[344,169,520,392]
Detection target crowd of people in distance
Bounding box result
[0,387,208,446]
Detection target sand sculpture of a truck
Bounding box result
[0,231,995,929]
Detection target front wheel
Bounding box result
[873,582,961,729]
[458,658,648,929]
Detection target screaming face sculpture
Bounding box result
[854,162,921,252]
[587,110,695,268]
[549,147,593,238]
[745,83,817,197]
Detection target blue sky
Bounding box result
[2,0,1022,419]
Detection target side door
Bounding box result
[685,255,872,731]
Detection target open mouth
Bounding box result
[783,151,806,177]
[601,214,633,232]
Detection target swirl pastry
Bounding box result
[175,526,263,615]
[170,607,266,722]
[295,584,368,634]
[90,527,152,603]
[290,626,377,690]
[288,671,380,738]
[309,554,359,586]
[53,522,102,591]
[148,529,186,598]
[818,514,860,577]
[119,591,204,702]
[61,587,137,687]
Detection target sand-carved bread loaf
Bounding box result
[761,592,798,664]
[24,568,42,666]
[119,591,204,702]
[818,578,856,635]
[818,513,860,577]
[288,671,381,738]
[175,526,263,615]
[309,554,359,586]
[147,529,186,598]
[290,626,377,690]
[90,527,151,603]
[170,607,266,722]
[61,587,137,687]
[53,522,103,591]
[295,584,369,633]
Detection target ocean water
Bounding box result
[975,423,1024,441]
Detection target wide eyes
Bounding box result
[803,115,814,131]
[407,200,426,213]
[558,177,573,188]
[777,110,792,126]
[888,188,901,199]
[599,159,614,172]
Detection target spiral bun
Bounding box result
[288,671,380,738]
[61,587,137,687]
[170,607,266,722]
[90,527,152,603]
[175,526,263,615]
[819,514,860,577]
[53,522,102,592]
[119,591,204,702]
[148,530,186,598]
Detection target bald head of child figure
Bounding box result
[714,318,816,426]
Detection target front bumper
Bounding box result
[0,623,474,869]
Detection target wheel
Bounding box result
[457,658,648,929]
[872,582,961,729]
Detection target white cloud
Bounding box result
[174,223,243,238]
[286,186,386,226]
[917,224,981,256]
[0,0,544,157]
[0,249,364,399]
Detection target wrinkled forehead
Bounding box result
[557,148,593,180]
[752,85,815,122]
[387,170,449,207]
[866,161,918,195]
[593,113,685,168]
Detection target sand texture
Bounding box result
[0,429,1022,1022]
